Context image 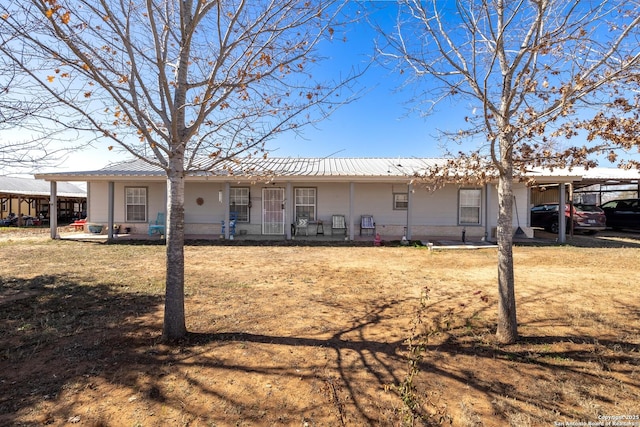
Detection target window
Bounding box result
[394,193,408,210]
[459,188,481,224]
[294,188,316,221]
[230,187,250,222]
[125,187,147,222]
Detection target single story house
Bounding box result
[33,157,637,242]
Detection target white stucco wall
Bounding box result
[86,179,533,238]
[87,181,166,234]
[485,183,533,238]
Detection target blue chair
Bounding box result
[148,212,165,235]
[221,212,237,237]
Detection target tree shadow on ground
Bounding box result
[175,286,640,425]
[1,278,413,425]
[0,275,164,425]
[410,290,640,424]
[419,332,640,423]
[2,275,638,426]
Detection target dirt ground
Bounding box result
[0,228,639,426]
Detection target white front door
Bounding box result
[262,188,285,235]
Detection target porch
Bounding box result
[59,229,389,244]
[56,228,508,248]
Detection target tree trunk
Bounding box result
[162,156,187,342]
[495,139,518,344]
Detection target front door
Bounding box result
[262,188,285,235]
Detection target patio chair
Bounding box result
[148,212,165,236]
[332,214,347,236]
[221,211,237,237]
[294,215,309,236]
[360,215,376,236]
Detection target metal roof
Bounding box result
[32,157,640,184]
[211,157,445,177]
[0,176,86,198]
[573,167,640,182]
[34,157,448,180]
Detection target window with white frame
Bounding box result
[459,188,482,224]
[294,187,316,221]
[125,187,147,222]
[230,187,250,222]
[394,193,408,210]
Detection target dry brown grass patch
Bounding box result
[0,230,639,426]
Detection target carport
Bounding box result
[529,167,640,243]
[0,176,87,226]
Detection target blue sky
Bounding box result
[171,11,452,166]
[9,1,629,175]
[248,2,467,160]
[26,1,466,174]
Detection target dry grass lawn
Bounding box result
[0,228,639,426]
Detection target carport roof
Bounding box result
[0,176,86,198]
[571,167,640,185]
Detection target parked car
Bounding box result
[0,214,42,226]
[530,203,606,234]
[599,198,640,230]
[0,214,18,226]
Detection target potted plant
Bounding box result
[88,224,103,234]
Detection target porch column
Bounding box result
[17,196,23,226]
[558,183,566,243]
[49,181,58,239]
[349,182,355,241]
[107,181,115,240]
[406,183,413,240]
[286,182,293,239]
[223,182,230,239]
[484,184,492,241]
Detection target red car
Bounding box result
[530,203,606,234]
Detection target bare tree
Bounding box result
[377,0,640,343]
[0,28,72,173]
[1,0,358,341]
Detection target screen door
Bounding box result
[262,188,285,235]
